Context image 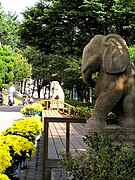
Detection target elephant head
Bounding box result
[82,34,130,87]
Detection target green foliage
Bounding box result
[2,117,42,144]
[0,174,10,180]
[113,0,135,44]
[65,100,91,107]
[20,103,43,115]
[0,8,20,48]
[0,45,15,88]
[128,45,135,64]
[61,133,135,180]
[19,0,135,53]
[0,135,35,161]
[80,106,93,118]
[65,100,93,117]
[13,49,31,84]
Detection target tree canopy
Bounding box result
[0,5,20,49]
[19,0,135,54]
[0,45,15,88]
[13,49,31,84]
[18,0,135,97]
[0,0,135,98]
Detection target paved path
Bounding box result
[0,105,24,135]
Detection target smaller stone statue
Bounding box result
[50,81,64,109]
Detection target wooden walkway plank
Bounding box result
[49,122,65,158]
[58,123,85,151]
[48,128,58,159]
[55,123,75,151]
[44,110,63,118]
[71,123,86,135]
[70,124,86,151]
[43,110,86,161]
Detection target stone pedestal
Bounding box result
[89,125,135,142]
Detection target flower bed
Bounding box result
[0,116,43,178]
[20,102,44,116]
[0,174,10,180]
[0,144,12,174]
[2,116,43,144]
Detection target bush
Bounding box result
[65,100,92,108]
[34,99,46,107]
[20,103,43,115]
[2,117,42,144]
[61,133,135,180]
[128,45,135,64]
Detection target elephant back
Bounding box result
[102,34,130,74]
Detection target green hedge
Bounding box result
[61,133,135,180]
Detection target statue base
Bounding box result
[87,125,135,142]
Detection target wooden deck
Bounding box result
[42,110,86,169]
[48,120,86,159]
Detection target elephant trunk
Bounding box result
[82,53,100,87]
[82,35,103,87]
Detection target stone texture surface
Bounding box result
[88,125,135,142]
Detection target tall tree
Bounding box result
[112,0,135,45]
[18,0,135,98]
[13,49,31,92]
[0,6,20,49]
[0,45,15,88]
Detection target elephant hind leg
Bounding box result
[120,94,135,128]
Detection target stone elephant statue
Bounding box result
[82,34,135,132]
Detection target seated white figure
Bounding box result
[50,81,64,109]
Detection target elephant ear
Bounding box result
[102,34,130,73]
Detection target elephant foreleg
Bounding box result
[86,89,123,133]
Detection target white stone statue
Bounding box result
[50,81,64,109]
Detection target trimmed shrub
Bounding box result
[20,103,43,115]
[61,133,135,180]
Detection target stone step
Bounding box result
[51,168,74,180]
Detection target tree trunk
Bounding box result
[20,81,23,94]
[24,80,27,94]
[32,80,36,96]
[37,80,41,98]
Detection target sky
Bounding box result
[1,0,38,20]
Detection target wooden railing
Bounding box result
[43,117,86,168]
[44,99,84,117]
[42,100,86,177]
